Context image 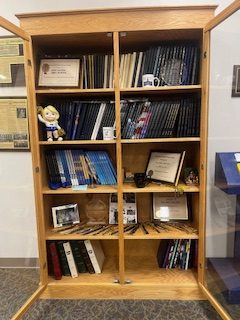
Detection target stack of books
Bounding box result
[157,239,197,270]
[47,240,105,279]
[45,149,117,189]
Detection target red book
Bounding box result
[49,242,62,280]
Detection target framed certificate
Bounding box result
[38,59,80,87]
[146,151,186,185]
[153,193,188,221]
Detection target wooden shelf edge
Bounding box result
[35,88,115,94]
[122,182,200,193]
[39,140,116,145]
[121,84,201,93]
[121,137,200,143]
[42,186,118,194]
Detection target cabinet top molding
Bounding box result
[16,5,217,18]
[16,6,217,35]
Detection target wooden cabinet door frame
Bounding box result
[199,1,240,320]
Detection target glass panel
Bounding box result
[206,9,240,319]
[0,26,39,319]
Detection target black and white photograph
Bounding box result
[52,203,80,228]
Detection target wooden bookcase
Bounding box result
[15,6,216,300]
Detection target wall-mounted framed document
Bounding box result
[232,65,240,97]
[38,59,80,87]
[146,151,186,186]
[0,98,29,150]
[0,36,26,97]
[153,193,188,221]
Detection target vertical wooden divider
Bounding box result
[24,39,49,286]
[113,31,125,284]
[198,30,210,285]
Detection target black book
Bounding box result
[75,102,87,140]
[137,52,146,87]
[157,240,169,268]
[77,240,95,274]
[191,47,199,84]
[70,241,87,273]
[65,102,76,140]
[79,103,95,139]
[126,102,142,139]
[56,241,71,276]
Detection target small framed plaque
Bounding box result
[52,203,80,228]
[146,151,185,185]
[153,193,188,221]
[38,59,80,87]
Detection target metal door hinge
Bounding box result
[203,51,207,59]
[27,59,32,67]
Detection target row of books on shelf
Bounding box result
[45,149,117,189]
[40,42,199,89]
[44,100,115,140]
[120,44,199,88]
[47,240,105,279]
[41,96,200,141]
[157,239,197,270]
[120,97,200,139]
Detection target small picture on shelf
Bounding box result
[109,193,137,224]
[184,167,199,185]
[52,203,80,228]
[153,193,188,222]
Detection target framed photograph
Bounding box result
[146,151,185,185]
[52,203,80,228]
[153,193,188,221]
[232,65,240,97]
[38,59,80,87]
[109,193,137,224]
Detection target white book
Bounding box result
[134,51,143,87]
[109,55,114,88]
[127,51,137,88]
[103,55,108,88]
[65,150,78,186]
[63,242,78,278]
[119,54,125,87]
[84,240,105,273]
[185,239,191,270]
[91,102,106,140]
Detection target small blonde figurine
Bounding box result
[38,105,64,141]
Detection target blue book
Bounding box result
[99,151,117,185]
[58,150,71,187]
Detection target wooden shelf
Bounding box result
[124,227,198,240]
[42,185,117,194]
[46,231,119,240]
[39,140,116,145]
[121,137,200,143]
[48,256,119,285]
[121,84,201,94]
[122,182,200,193]
[124,257,198,286]
[35,88,115,94]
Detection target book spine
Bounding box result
[49,241,62,280]
[78,240,95,274]
[56,241,71,276]
[63,241,78,278]
[70,240,87,273]
[84,240,101,273]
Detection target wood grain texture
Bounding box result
[17,7,216,35]
[0,16,29,40]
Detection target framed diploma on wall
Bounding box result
[38,59,80,87]
[146,151,186,186]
